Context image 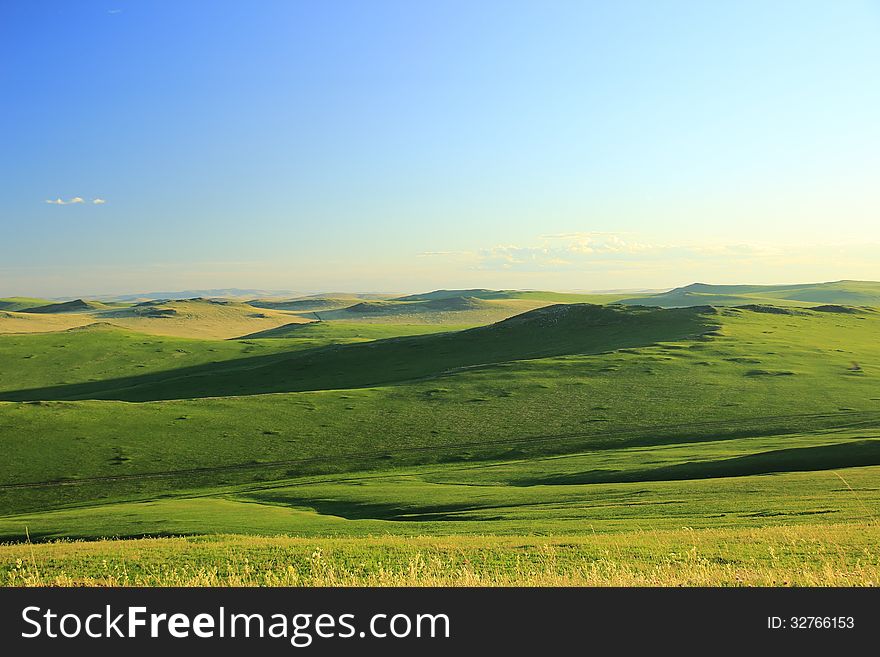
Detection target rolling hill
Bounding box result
[237,320,468,341]
[0,299,879,532]
[310,296,552,324]
[395,289,517,301]
[0,298,312,339]
[94,298,312,339]
[0,297,55,312]
[1,285,880,588]
[258,289,647,324]
[18,299,111,313]
[395,289,641,303]
[247,296,369,313]
[0,323,298,394]
[620,280,880,308]
[0,310,103,334]
[107,288,300,302]
[0,303,716,402]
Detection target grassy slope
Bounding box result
[309,298,553,324]
[0,304,715,401]
[3,460,877,539]
[0,325,295,393]
[1,305,880,539]
[0,311,99,334]
[0,290,634,336]
[5,523,877,586]
[0,297,55,312]
[247,296,370,312]
[17,299,112,313]
[394,289,639,303]
[237,321,469,340]
[306,291,646,325]
[2,292,879,587]
[512,290,642,303]
[95,298,312,339]
[0,298,311,339]
[0,321,476,396]
[621,280,880,308]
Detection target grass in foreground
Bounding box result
[2,522,877,586]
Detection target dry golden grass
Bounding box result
[0,311,94,334]
[3,523,877,587]
[105,308,311,339]
[0,302,312,339]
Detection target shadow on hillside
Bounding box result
[239,495,504,522]
[512,440,880,486]
[0,304,714,402]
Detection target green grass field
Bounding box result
[0,297,56,312]
[620,280,880,308]
[1,282,879,586]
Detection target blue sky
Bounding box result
[2,1,879,296]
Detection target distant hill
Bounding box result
[95,298,311,339]
[0,297,55,312]
[248,296,366,312]
[311,296,550,324]
[106,289,300,302]
[394,289,641,303]
[237,321,461,341]
[0,297,310,338]
[305,290,644,324]
[395,289,512,301]
[619,280,880,308]
[0,310,94,334]
[19,299,109,314]
[298,292,393,300]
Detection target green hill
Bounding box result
[620,280,880,308]
[311,296,551,324]
[237,321,467,341]
[1,293,880,563]
[247,296,365,312]
[19,299,109,313]
[0,304,715,402]
[90,298,311,339]
[0,297,55,312]
[0,298,308,338]
[395,289,642,303]
[0,324,304,395]
[395,289,512,301]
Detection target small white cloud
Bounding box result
[45,196,103,205]
[108,8,123,14]
[421,232,786,274]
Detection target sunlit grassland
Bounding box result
[1,295,880,586]
[3,523,877,586]
[2,307,879,516]
[0,321,468,395]
[0,459,877,541]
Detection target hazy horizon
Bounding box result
[3,1,879,297]
[6,278,880,302]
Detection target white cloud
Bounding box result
[474,233,659,271]
[44,196,104,205]
[420,232,791,273]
